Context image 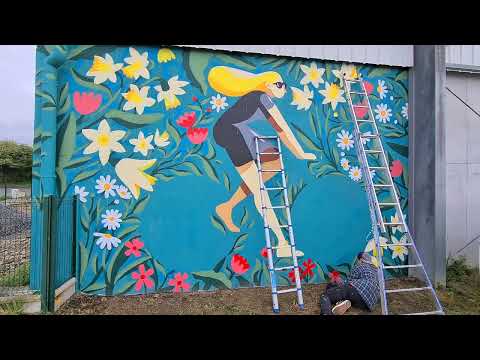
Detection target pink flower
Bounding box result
[132,264,154,292]
[73,91,102,115]
[353,99,369,119]
[168,273,191,293]
[177,112,196,128]
[186,127,208,144]
[192,96,198,102]
[390,160,403,177]
[231,254,250,275]
[124,238,144,257]
[364,81,374,95]
[261,247,268,258]
[302,259,316,278]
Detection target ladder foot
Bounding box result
[298,304,304,311]
[273,308,280,314]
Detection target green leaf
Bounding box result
[184,50,211,95]
[114,256,152,284]
[155,173,175,182]
[234,233,248,249]
[239,207,249,227]
[191,270,232,290]
[213,257,226,272]
[395,70,408,83]
[181,162,202,176]
[215,53,256,71]
[188,105,202,111]
[59,82,69,108]
[63,156,93,169]
[367,67,391,79]
[210,214,226,235]
[193,155,220,183]
[237,275,251,288]
[82,282,106,293]
[113,279,137,295]
[72,168,101,184]
[67,45,118,61]
[105,109,164,128]
[42,102,56,111]
[153,259,166,277]
[105,245,128,285]
[291,123,323,152]
[313,164,337,178]
[169,169,192,177]
[58,113,77,168]
[166,120,181,147]
[205,141,216,159]
[91,254,98,274]
[57,96,71,116]
[79,242,88,282]
[71,68,112,99]
[223,173,231,192]
[386,142,408,158]
[251,259,262,286]
[192,282,200,292]
[131,196,150,215]
[116,226,138,240]
[35,90,56,105]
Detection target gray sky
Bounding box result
[0,45,36,145]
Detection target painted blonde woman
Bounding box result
[208,66,316,258]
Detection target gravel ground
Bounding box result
[57,278,441,315]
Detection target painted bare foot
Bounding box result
[216,202,240,233]
[276,245,304,258]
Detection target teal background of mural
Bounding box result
[32,45,410,295]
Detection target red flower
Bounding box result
[73,91,102,115]
[192,96,198,102]
[177,112,196,128]
[353,99,368,119]
[261,247,268,258]
[364,81,374,95]
[206,107,212,113]
[288,268,305,282]
[302,259,316,277]
[131,264,154,291]
[231,254,250,275]
[187,127,208,144]
[168,272,191,293]
[329,270,342,284]
[390,160,403,177]
[124,238,144,257]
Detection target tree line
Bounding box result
[0,140,33,185]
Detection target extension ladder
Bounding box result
[254,136,304,313]
[343,77,444,315]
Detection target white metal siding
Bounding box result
[446,45,480,67]
[176,45,413,68]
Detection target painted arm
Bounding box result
[267,105,316,160]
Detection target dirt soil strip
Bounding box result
[57,278,441,315]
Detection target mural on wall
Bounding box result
[33,45,410,295]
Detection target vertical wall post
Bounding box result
[410,45,447,286]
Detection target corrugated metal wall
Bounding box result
[176,45,413,68]
[447,45,480,67]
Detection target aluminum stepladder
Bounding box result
[343,77,444,315]
[254,136,304,313]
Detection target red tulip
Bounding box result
[177,112,196,128]
[231,254,250,275]
[261,247,268,258]
[187,127,208,144]
[390,160,403,177]
[353,99,369,119]
[73,91,102,115]
[364,81,374,95]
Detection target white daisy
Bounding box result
[361,131,372,145]
[349,166,362,182]
[374,104,392,123]
[95,175,117,198]
[154,129,170,148]
[389,236,408,261]
[94,232,121,251]
[401,103,409,119]
[340,158,350,171]
[86,54,123,85]
[101,209,123,230]
[300,62,325,88]
[290,85,313,111]
[114,200,120,205]
[210,94,228,113]
[319,82,346,110]
[74,185,89,203]
[122,85,155,115]
[129,131,154,156]
[377,80,389,100]
[116,185,132,200]
[122,47,150,80]
[155,75,189,110]
[336,130,354,151]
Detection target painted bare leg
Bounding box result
[236,161,303,258]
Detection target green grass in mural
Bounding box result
[0,264,30,287]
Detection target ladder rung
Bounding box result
[365,150,382,153]
[386,286,431,294]
[369,166,387,170]
[263,187,285,191]
[361,134,379,138]
[272,245,292,250]
[403,311,444,315]
[378,202,398,206]
[346,79,362,83]
[256,136,278,139]
[260,169,283,173]
[260,152,280,155]
[353,105,369,108]
[349,91,366,95]
[274,266,295,271]
[380,242,413,247]
[264,205,289,209]
[277,288,298,294]
[279,224,291,228]
[357,120,375,123]
[384,222,404,226]
[373,184,393,187]
[383,264,422,269]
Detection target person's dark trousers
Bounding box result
[320,283,369,315]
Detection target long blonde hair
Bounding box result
[207,66,282,97]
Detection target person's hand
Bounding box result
[301,152,317,160]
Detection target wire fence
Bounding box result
[0,200,32,297]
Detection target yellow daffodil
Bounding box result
[122,85,155,115]
[82,119,126,166]
[122,47,150,80]
[129,131,154,157]
[155,75,189,110]
[300,62,325,88]
[154,129,170,148]
[319,82,346,110]
[157,48,176,63]
[364,237,389,258]
[290,85,313,111]
[86,54,123,84]
[389,236,409,261]
[333,63,359,81]
[115,158,157,200]
[390,213,404,234]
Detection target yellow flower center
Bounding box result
[123,61,144,78]
[108,216,115,221]
[342,138,350,145]
[97,133,110,147]
[120,191,126,196]
[125,89,144,104]
[215,99,223,106]
[104,234,112,239]
[380,110,387,117]
[353,170,360,176]
[309,68,320,81]
[377,85,383,93]
[327,84,340,99]
[137,139,148,151]
[90,57,113,73]
[104,183,111,191]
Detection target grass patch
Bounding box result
[0,263,30,287]
[437,257,480,315]
[0,300,24,315]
